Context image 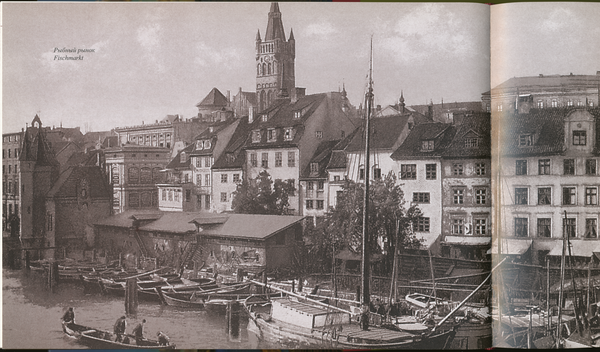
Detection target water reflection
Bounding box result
[3,269,268,349]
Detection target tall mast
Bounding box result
[360,36,374,331]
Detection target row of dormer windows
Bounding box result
[252,127,295,143]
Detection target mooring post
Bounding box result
[298,277,303,294]
[25,250,30,270]
[291,279,295,293]
[262,271,267,294]
[53,261,60,285]
[125,278,138,315]
[226,300,241,342]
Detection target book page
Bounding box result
[491,2,600,348]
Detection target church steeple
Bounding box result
[256,2,295,112]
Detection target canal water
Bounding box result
[2,268,284,349]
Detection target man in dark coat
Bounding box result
[62,307,75,324]
[113,315,127,342]
[132,319,146,345]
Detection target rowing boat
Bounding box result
[62,321,176,349]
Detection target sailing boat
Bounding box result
[243,39,457,349]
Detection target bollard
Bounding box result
[53,262,60,285]
[226,300,241,342]
[298,277,303,293]
[125,278,138,315]
[291,279,295,293]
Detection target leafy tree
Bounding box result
[231,170,296,215]
[303,172,422,274]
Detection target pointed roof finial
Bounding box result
[256,29,261,41]
[265,2,285,41]
[289,28,295,41]
[399,90,405,103]
[270,2,280,13]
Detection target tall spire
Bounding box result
[265,2,285,41]
[289,28,295,41]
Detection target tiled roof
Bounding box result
[390,122,455,160]
[197,88,229,108]
[442,112,491,158]
[212,117,251,170]
[243,94,327,149]
[300,140,339,178]
[46,165,111,199]
[344,114,410,153]
[165,143,195,169]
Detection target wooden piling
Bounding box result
[125,278,138,315]
[25,250,30,270]
[226,300,241,342]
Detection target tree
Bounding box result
[304,172,423,274]
[231,170,296,215]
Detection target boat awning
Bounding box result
[488,238,532,255]
[547,240,599,258]
[444,236,491,246]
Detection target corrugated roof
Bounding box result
[444,236,491,246]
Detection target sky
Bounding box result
[1,2,597,135]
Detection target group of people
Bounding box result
[61,307,169,346]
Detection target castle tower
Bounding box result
[256,2,295,111]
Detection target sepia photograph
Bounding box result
[1,1,598,350]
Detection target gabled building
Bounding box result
[440,112,492,260]
[391,122,457,255]
[299,139,339,217]
[232,87,257,118]
[243,91,357,215]
[158,119,241,212]
[212,116,251,213]
[344,109,427,184]
[498,107,600,265]
[45,165,112,258]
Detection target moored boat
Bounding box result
[62,321,176,349]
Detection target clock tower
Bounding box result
[256,2,295,111]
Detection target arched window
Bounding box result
[267,90,273,107]
[128,167,139,184]
[262,63,266,76]
[273,61,277,74]
[268,63,272,75]
[257,64,261,76]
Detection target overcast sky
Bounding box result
[2,2,598,134]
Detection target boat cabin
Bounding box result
[271,297,350,329]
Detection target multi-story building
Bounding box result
[105,144,171,214]
[299,140,339,218]
[232,87,257,118]
[391,122,457,256]
[3,130,23,237]
[158,119,242,212]
[196,88,233,122]
[243,91,357,215]
[440,112,492,260]
[483,72,600,113]
[498,107,600,265]
[212,116,251,213]
[115,115,177,148]
[255,2,295,110]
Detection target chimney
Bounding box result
[248,107,255,123]
[226,90,231,104]
[292,87,306,103]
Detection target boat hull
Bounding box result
[62,321,175,349]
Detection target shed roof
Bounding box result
[205,214,305,240]
[547,240,599,258]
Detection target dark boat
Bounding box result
[156,287,205,309]
[62,321,176,349]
